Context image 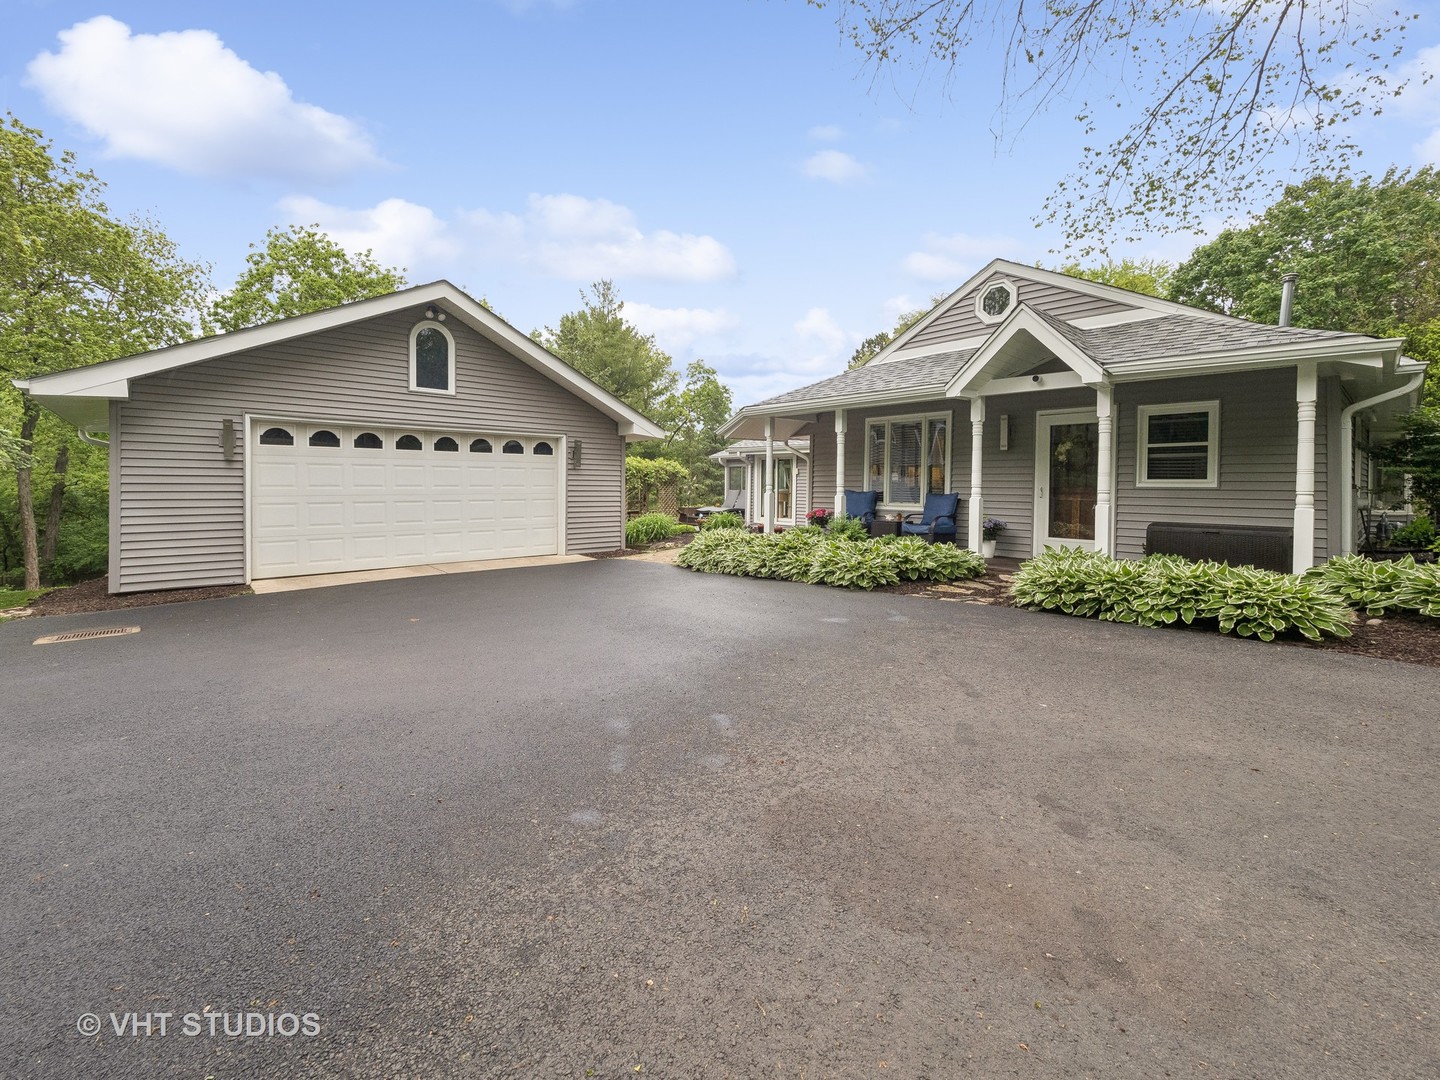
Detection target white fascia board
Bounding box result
[1107,338,1400,379]
[22,280,666,440]
[947,306,1106,394]
[976,371,1087,397]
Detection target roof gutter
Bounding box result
[1340,372,1425,553]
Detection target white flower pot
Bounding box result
[981,539,997,559]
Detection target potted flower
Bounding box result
[981,517,1007,558]
[806,507,831,529]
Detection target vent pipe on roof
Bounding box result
[1279,272,1299,327]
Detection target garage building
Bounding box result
[18,282,664,593]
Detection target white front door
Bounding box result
[1033,409,1100,554]
[250,420,561,579]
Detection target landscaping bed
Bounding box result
[17,576,250,617]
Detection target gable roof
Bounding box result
[15,281,666,440]
[720,260,1411,438]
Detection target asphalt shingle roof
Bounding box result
[743,310,1370,413]
[752,349,975,409]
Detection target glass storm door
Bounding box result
[1034,410,1099,553]
[773,458,794,522]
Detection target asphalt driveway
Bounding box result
[2,559,1436,1079]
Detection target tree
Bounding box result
[639,360,734,503]
[1052,258,1173,298]
[1,116,208,589]
[849,294,947,369]
[204,225,406,334]
[1168,169,1440,369]
[810,1,1420,254]
[1372,408,1440,518]
[538,280,678,417]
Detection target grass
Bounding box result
[0,587,49,618]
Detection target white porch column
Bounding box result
[1293,364,1318,573]
[763,417,776,534]
[968,396,985,554]
[833,409,847,518]
[1094,384,1114,556]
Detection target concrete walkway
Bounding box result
[248,553,590,593]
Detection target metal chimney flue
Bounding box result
[1279,272,1298,327]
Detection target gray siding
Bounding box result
[114,305,625,592]
[1114,371,1324,563]
[805,368,1329,564]
[907,277,1134,352]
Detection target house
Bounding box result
[720,261,1429,572]
[16,282,664,593]
[710,437,811,522]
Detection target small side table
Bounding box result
[867,517,902,538]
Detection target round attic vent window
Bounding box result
[977,281,1015,322]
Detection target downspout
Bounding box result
[1340,373,1425,553]
[77,429,110,447]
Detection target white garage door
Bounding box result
[250,421,561,579]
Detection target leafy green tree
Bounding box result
[811,1,1420,254]
[636,360,734,503]
[538,280,678,417]
[204,225,406,334]
[1053,258,1173,298]
[1372,408,1440,518]
[1,116,208,589]
[1169,169,1440,379]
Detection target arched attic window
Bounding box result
[410,322,456,394]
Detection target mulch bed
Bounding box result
[19,577,250,618]
[878,559,1440,668]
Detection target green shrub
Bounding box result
[1307,554,1440,618]
[699,512,745,531]
[625,512,691,546]
[1389,515,1436,547]
[1011,548,1353,641]
[826,516,870,542]
[677,530,985,590]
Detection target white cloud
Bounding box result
[278,196,461,273]
[465,193,737,282]
[276,192,736,285]
[901,231,1015,282]
[807,124,845,141]
[792,307,850,372]
[25,16,380,182]
[623,302,740,351]
[1393,42,1440,164]
[802,149,868,184]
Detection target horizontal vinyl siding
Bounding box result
[116,305,624,592]
[906,278,1134,352]
[1114,370,1323,562]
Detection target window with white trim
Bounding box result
[1136,402,1219,487]
[864,413,950,507]
[727,464,745,490]
[409,323,455,394]
[975,279,1016,324]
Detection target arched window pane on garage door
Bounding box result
[354,432,383,449]
[502,440,523,454]
[435,437,459,452]
[533,441,554,455]
[469,438,492,453]
[396,434,422,451]
[308,430,340,448]
[259,427,294,446]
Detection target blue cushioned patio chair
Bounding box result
[901,492,960,543]
[843,489,879,526]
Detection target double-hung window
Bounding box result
[864,414,950,508]
[1136,402,1219,487]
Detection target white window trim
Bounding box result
[863,411,952,511]
[409,322,457,396]
[1136,400,1220,488]
[975,279,1017,325]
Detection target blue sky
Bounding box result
[5,1,1440,406]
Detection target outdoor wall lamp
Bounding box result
[423,304,447,321]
